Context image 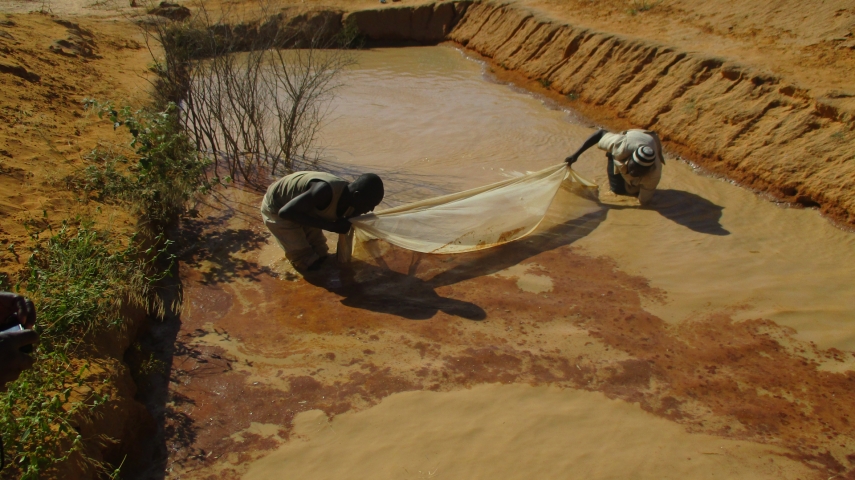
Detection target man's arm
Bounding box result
[277,182,351,234]
[565,129,607,165]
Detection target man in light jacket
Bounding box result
[565,128,664,205]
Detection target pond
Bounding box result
[159,46,855,479]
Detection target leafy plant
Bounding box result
[0,352,107,479]
[24,221,173,345]
[338,15,366,49]
[628,0,661,15]
[81,100,213,230]
[0,220,174,478]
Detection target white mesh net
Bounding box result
[344,164,599,257]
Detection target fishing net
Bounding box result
[340,164,599,260]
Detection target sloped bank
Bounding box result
[346,0,855,227]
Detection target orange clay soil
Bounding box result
[0,11,153,278]
[154,183,855,479]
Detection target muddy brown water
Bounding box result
[157,47,855,479]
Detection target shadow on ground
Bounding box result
[304,260,488,320]
[645,189,730,236]
[305,207,609,319]
[178,194,280,285]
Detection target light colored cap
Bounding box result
[632,145,656,167]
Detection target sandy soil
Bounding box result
[247,385,817,479]
[0,9,153,278]
[150,170,855,479]
[1,0,853,264]
[0,6,164,477]
[436,0,855,228]
[522,0,855,99]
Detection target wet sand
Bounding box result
[245,385,813,479]
[153,47,855,479]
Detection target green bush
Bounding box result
[25,222,172,345]
[80,101,213,231]
[1,55,212,480]
[0,351,110,479]
[0,221,173,478]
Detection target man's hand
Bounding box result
[0,292,35,330]
[0,328,38,386]
[564,129,607,167]
[330,219,352,234]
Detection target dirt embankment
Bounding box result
[0,12,150,277]
[347,0,855,227]
[0,12,159,477]
[1,1,852,476]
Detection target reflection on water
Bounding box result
[317,46,855,350]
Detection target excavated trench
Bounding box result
[123,3,855,479]
[348,0,855,227]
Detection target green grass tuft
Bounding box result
[77,101,213,231]
[1,220,174,478]
[627,0,660,15]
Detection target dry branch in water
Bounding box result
[141,0,354,186]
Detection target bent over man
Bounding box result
[565,128,664,205]
[261,171,384,271]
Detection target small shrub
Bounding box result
[538,78,552,88]
[0,352,109,479]
[141,2,354,184]
[24,221,172,345]
[81,100,213,230]
[337,15,365,49]
[0,220,174,478]
[627,0,660,15]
